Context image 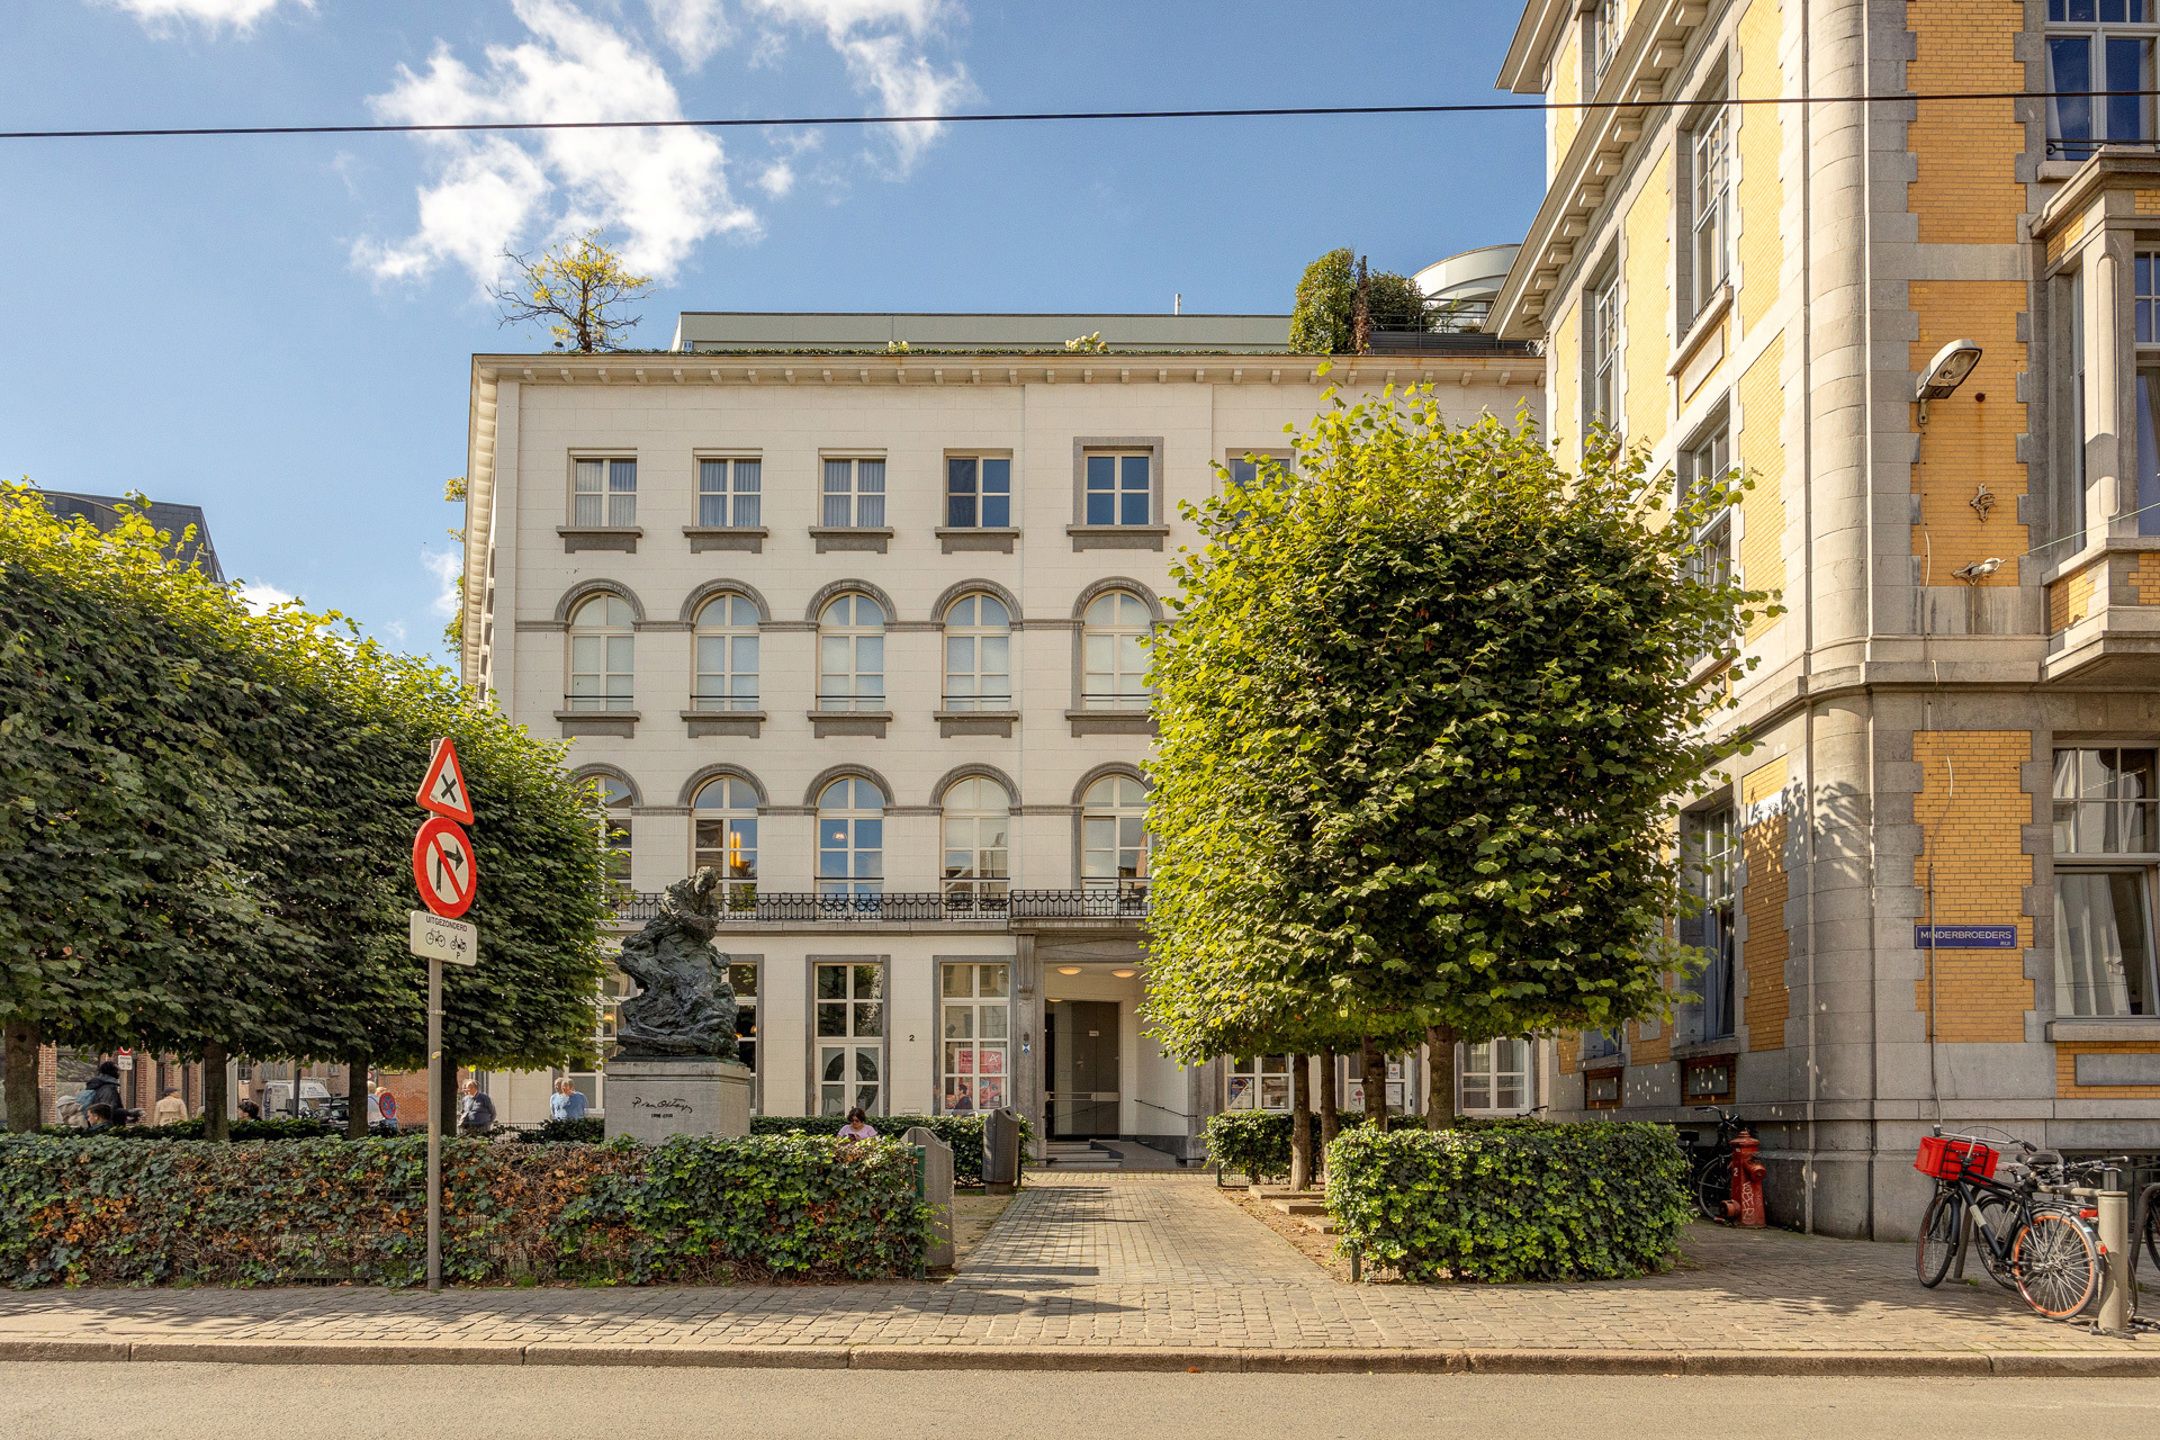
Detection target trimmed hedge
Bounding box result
[751,1114,1034,1187]
[515,1117,607,1145]
[1326,1120,1691,1282]
[0,1133,929,1288]
[1204,1111,1326,1182]
[39,1116,348,1143]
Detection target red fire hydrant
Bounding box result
[1727,1129,1767,1227]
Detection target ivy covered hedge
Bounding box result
[1326,1121,1691,1283]
[751,1114,1033,1188]
[40,1116,348,1143]
[0,1133,929,1288]
[1205,1111,1328,1182]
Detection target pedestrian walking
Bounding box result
[457,1079,497,1136]
[153,1087,187,1126]
[550,1078,589,1122]
[837,1106,878,1140]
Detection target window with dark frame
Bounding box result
[2046,1,2157,158]
[946,456,1012,528]
[1680,100,1731,326]
[2053,746,2160,1017]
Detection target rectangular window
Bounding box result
[2067,270,2089,551]
[1226,1054,1292,1112]
[729,963,759,1092]
[814,962,884,1115]
[1581,1028,1622,1063]
[940,963,1010,1113]
[945,456,1012,528]
[1683,1056,1734,1103]
[1460,1039,1532,1114]
[1680,805,1737,1042]
[697,458,762,528]
[1681,103,1731,324]
[1680,425,1735,596]
[822,457,887,529]
[1586,1069,1624,1108]
[572,458,637,528]
[1585,266,1620,432]
[1084,451,1152,526]
[1589,0,1623,81]
[2047,1,2156,158]
[2137,255,2160,536]
[2053,748,2160,1017]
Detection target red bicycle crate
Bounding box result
[1915,1135,1998,1181]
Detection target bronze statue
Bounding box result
[613,869,739,1060]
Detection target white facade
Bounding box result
[461,316,1543,1153]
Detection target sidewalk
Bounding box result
[1,1172,2153,1375]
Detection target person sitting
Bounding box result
[836,1106,878,1141]
[82,1103,121,1135]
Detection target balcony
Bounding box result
[611,883,1149,930]
[2043,541,2160,683]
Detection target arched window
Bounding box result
[566,594,635,711]
[816,777,885,900]
[817,593,885,712]
[941,777,1011,904]
[942,593,1011,711]
[595,775,634,888]
[1080,591,1151,711]
[691,777,759,902]
[1080,774,1149,891]
[693,593,760,712]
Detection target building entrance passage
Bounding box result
[1046,999,1120,1138]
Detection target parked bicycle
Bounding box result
[1681,1106,1745,1221]
[1914,1129,2099,1321]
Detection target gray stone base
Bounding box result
[604,1058,752,1144]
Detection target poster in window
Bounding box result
[1226,1075,1255,1110]
[979,1046,1005,1075]
[977,1077,1006,1109]
[1259,1076,1289,1111]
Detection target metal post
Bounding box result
[2099,1168,2130,1337]
[426,955,442,1293]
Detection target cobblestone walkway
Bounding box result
[0,1172,2152,1367]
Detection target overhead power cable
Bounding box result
[0,88,2153,142]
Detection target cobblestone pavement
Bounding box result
[0,1172,2152,1367]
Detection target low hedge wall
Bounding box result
[41,1116,350,1143]
[1204,1111,1327,1182]
[0,1133,929,1289]
[1325,1120,1691,1282]
[751,1114,1033,1187]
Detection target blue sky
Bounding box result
[0,0,1543,653]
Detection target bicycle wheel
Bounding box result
[2013,1209,2099,1320]
[1970,1190,2021,1291]
[1694,1154,1731,1221]
[1916,1189,1961,1288]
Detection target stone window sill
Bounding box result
[1668,1037,1741,1062]
[2046,1016,2160,1043]
[555,709,640,737]
[1668,283,1733,379]
[936,526,1021,554]
[682,708,765,738]
[684,525,768,554]
[1066,708,1155,736]
[558,526,643,554]
[936,709,1019,738]
[810,527,894,554]
[809,710,893,738]
[1067,524,1170,552]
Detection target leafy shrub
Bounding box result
[515,1117,607,1145]
[0,1133,927,1289]
[1325,1121,1691,1282]
[40,1116,348,1143]
[751,1113,1033,1188]
[1287,248,1426,353]
[1204,1111,1323,1182]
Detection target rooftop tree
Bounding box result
[1143,384,1772,1130]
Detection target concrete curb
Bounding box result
[0,1337,2155,1376]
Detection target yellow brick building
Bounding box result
[1496,0,2160,1238]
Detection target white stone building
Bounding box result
[458,310,1541,1157]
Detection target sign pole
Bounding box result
[426,953,442,1293]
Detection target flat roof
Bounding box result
[671,310,1294,354]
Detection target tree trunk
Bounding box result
[1287,1052,1312,1192]
[1316,1046,1340,1179]
[1425,1024,1459,1131]
[1359,1037,1389,1130]
[202,1041,229,1142]
[346,1057,370,1141]
[3,1020,41,1133]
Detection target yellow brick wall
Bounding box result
[2056,1043,2160,1098]
[1550,294,1583,469]
[2048,560,2099,632]
[1905,0,2024,247]
[2135,552,2160,603]
[2136,189,2160,217]
[1737,335,1787,641]
[1734,0,1784,336]
[1740,756,1790,1052]
[1624,149,1673,445]
[1908,280,2029,582]
[1911,731,2035,1043]
[1557,1031,1579,1074]
[2045,204,2094,266]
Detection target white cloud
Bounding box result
[102,0,308,32]
[745,0,969,171]
[356,0,755,288]
[424,550,464,619]
[755,158,795,197]
[238,581,297,614]
[647,0,732,68]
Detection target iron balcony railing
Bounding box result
[612,882,1148,926]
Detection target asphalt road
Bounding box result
[3,1365,2159,1440]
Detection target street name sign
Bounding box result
[408,911,479,967]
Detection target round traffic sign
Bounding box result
[412,816,479,919]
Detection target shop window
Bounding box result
[1227,1054,1292,1111]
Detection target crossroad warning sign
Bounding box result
[412,815,478,919]
[415,737,475,825]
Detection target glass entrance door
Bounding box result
[1047,1000,1120,1138]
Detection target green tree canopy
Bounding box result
[1288,249,1426,354]
[0,485,611,1128]
[1142,389,1772,1068]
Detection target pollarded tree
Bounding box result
[1144,384,1773,1129]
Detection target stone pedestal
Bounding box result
[604,1058,752,1144]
